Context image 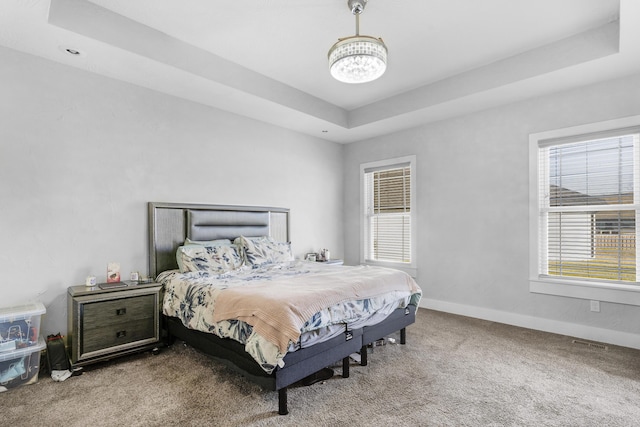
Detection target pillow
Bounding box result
[176,244,244,273]
[234,236,294,268]
[184,238,232,246]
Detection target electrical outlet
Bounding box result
[590,300,600,312]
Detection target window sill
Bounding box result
[530,277,640,306]
[364,261,417,279]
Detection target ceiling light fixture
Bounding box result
[328,0,387,84]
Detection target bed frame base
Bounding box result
[278,389,288,415]
[165,316,366,415]
[164,304,416,415]
[360,305,416,366]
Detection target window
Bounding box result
[530,116,640,306]
[361,156,416,274]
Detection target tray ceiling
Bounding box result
[1,0,639,143]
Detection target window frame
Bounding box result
[529,115,640,306]
[360,155,417,277]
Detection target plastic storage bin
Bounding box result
[0,335,45,391]
[0,302,46,353]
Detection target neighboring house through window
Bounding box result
[529,116,640,306]
[361,155,416,276]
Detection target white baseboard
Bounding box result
[419,298,640,351]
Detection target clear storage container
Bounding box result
[0,302,46,353]
[0,335,45,391]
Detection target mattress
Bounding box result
[157,261,422,373]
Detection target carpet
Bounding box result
[2,309,639,426]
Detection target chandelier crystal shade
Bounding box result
[328,0,387,84]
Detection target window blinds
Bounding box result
[364,164,411,263]
[538,131,639,283]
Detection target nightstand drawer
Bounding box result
[82,317,156,353]
[83,295,156,330]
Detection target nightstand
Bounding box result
[67,281,162,367]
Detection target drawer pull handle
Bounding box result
[116,330,127,338]
[116,308,127,316]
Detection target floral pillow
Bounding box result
[234,236,294,268]
[176,244,244,273]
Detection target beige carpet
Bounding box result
[2,309,640,426]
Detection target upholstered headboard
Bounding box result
[148,202,290,279]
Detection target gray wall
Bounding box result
[3,42,640,349]
[0,47,344,335]
[344,72,640,347]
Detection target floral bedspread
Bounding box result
[158,261,422,373]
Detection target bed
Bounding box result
[148,202,421,415]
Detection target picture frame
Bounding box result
[107,262,121,283]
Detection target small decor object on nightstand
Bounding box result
[85,276,96,287]
[107,262,120,283]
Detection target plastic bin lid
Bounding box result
[0,302,46,322]
[0,336,45,362]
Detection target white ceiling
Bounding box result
[2,0,639,143]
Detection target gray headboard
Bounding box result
[148,202,290,279]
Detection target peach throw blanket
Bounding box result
[213,265,420,353]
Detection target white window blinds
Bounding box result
[364,163,411,263]
[538,129,640,283]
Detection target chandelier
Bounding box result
[328,0,387,84]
